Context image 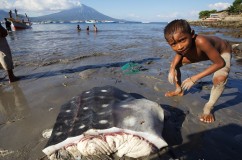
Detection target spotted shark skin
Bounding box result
[43,86,167,159]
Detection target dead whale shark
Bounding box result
[42,86,168,159]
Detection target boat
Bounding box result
[85,20,98,23]
[101,20,116,23]
[5,9,32,30]
[7,18,32,30]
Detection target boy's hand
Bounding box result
[181,77,195,90]
[168,70,177,84]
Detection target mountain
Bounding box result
[31,4,123,22]
[0,10,9,21]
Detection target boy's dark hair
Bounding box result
[164,19,191,40]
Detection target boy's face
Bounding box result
[166,30,194,56]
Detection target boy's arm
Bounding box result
[168,53,182,84]
[191,39,225,82]
[182,39,225,91]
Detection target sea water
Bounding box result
[5,23,242,68]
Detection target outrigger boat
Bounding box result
[7,18,32,30]
[6,9,32,30]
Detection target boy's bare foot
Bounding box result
[200,114,215,123]
[165,90,184,97]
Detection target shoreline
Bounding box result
[190,20,242,39]
[1,55,242,159]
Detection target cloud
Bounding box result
[189,10,199,17]
[208,2,231,11]
[0,0,14,10]
[156,12,179,19]
[127,13,141,19]
[155,10,199,21]
[187,10,199,20]
[0,0,81,15]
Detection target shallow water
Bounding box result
[6,23,242,68]
[1,23,242,160]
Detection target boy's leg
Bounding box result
[7,69,19,83]
[200,53,231,123]
[200,81,226,123]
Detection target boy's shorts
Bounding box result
[0,37,14,70]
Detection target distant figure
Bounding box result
[93,24,97,32]
[77,24,81,31]
[4,18,12,32]
[0,23,19,83]
[9,10,12,18]
[86,26,89,31]
[14,9,18,18]
[25,13,30,22]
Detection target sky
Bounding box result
[0,0,234,22]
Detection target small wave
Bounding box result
[16,52,110,67]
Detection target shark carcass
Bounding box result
[42,86,168,159]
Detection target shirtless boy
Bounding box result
[0,23,19,83]
[163,19,232,123]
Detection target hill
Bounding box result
[0,10,9,21]
[0,4,128,23]
[31,4,123,22]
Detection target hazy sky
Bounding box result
[0,0,234,22]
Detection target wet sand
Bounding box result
[0,50,242,160]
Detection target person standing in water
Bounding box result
[77,24,81,31]
[0,23,19,83]
[93,24,98,32]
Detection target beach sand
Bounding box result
[0,45,242,160]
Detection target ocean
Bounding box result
[5,23,242,68]
[1,23,242,160]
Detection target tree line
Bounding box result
[199,0,242,19]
